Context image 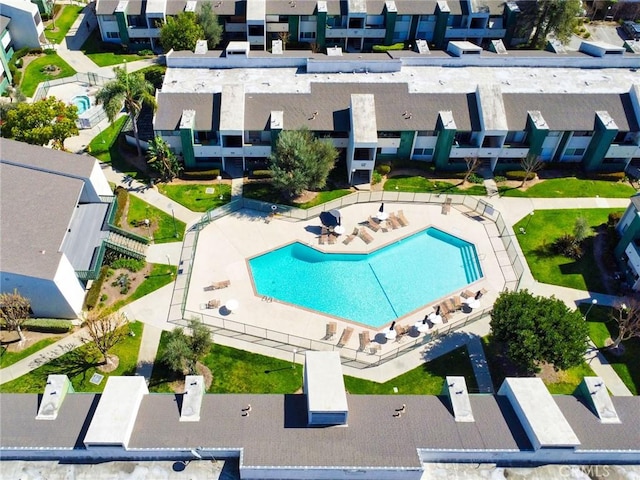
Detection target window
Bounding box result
[300,31,316,39]
[102,15,117,22]
[413,148,434,156]
[417,131,436,137]
[505,131,527,145]
[572,131,592,137]
[378,131,401,138]
[377,147,397,155]
[248,25,264,36]
[107,31,120,39]
[348,17,364,29]
[300,15,316,22]
[564,148,585,156]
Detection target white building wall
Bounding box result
[1,0,43,48]
[52,254,85,319]
[88,161,114,198]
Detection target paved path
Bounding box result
[134,324,163,382]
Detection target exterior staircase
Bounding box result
[106,231,148,259]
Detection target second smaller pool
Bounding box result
[72,95,91,115]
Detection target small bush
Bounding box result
[608,211,623,228]
[376,164,391,175]
[552,234,584,259]
[371,171,383,185]
[23,319,73,334]
[11,70,22,86]
[84,265,109,310]
[505,170,536,181]
[372,43,405,52]
[493,175,507,183]
[110,258,145,272]
[100,294,108,302]
[137,49,153,56]
[589,171,626,182]
[573,217,590,242]
[468,173,484,184]
[181,169,221,180]
[250,169,273,179]
[43,48,56,55]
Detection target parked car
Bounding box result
[623,21,640,41]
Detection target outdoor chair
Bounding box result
[388,213,401,229]
[328,233,337,245]
[366,216,381,232]
[441,198,452,215]
[324,321,337,340]
[207,299,221,309]
[319,227,328,245]
[211,280,231,290]
[397,210,409,227]
[451,296,462,311]
[343,228,358,245]
[359,330,371,351]
[439,302,451,323]
[337,327,354,348]
[461,289,475,299]
[358,228,374,244]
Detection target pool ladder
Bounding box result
[261,296,274,303]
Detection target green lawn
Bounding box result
[243,182,352,209]
[0,322,143,393]
[383,176,487,195]
[44,5,83,44]
[150,335,476,395]
[514,208,624,292]
[584,305,640,395]
[499,178,636,198]
[81,31,154,67]
[0,337,62,369]
[157,183,231,212]
[482,336,596,394]
[125,196,186,243]
[20,53,77,97]
[87,117,149,181]
[109,263,177,312]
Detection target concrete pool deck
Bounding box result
[184,201,508,382]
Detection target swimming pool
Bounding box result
[72,95,91,115]
[249,227,483,327]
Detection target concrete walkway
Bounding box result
[134,324,163,382]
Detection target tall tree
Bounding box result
[269,128,338,198]
[83,310,129,366]
[0,97,78,149]
[96,64,157,157]
[159,12,204,52]
[462,156,480,184]
[610,298,640,350]
[147,136,182,182]
[197,3,223,49]
[160,318,212,375]
[490,289,588,373]
[529,0,583,49]
[0,290,31,343]
[520,153,544,187]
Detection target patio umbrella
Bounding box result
[320,211,339,228]
[379,203,385,213]
[329,209,341,226]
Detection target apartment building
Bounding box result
[94,0,532,52]
[0,0,45,50]
[153,62,640,185]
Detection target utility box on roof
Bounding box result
[304,351,348,426]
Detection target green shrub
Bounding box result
[84,265,109,310]
[11,70,21,86]
[468,173,484,184]
[493,175,507,183]
[372,43,405,52]
[113,186,128,227]
[590,171,626,182]
[376,164,391,175]
[110,258,145,272]
[181,169,221,180]
[608,211,622,228]
[552,234,583,259]
[23,319,73,334]
[371,171,382,185]
[250,169,273,179]
[137,49,153,56]
[505,170,536,181]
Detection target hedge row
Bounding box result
[372,43,405,52]
[24,319,73,334]
[84,265,109,310]
[250,169,273,179]
[110,258,145,272]
[181,169,221,180]
[589,171,626,182]
[504,170,537,181]
[113,186,128,227]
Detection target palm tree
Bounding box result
[147,136,182,182]
[96,63,156,157]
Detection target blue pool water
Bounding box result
[249,227,483,327]
[72,95,91,114]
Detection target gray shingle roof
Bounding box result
[502,93,639,132]
[244,82,479,132]
[154,92,218,131]
[555,396,640,451]
[0,15,11,31]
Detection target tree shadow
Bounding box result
[32,349,102,385]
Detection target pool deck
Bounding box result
[186,201,506,381]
